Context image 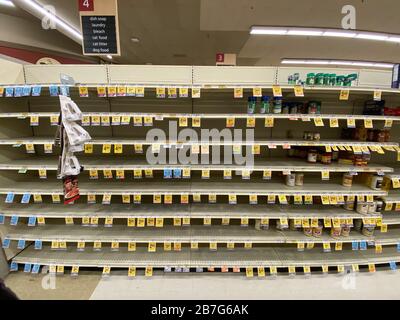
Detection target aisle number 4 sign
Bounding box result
[79,0,121,56]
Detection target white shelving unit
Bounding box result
[0,64,399,277]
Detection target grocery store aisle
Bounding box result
[90,271,400,300]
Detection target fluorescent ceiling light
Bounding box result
[250,27,287,35]
[250,26,400,45]
[0,0,15,7]
[355,33,388,41]
[21,0,82,41]
[387,37,400,43]
[287,29,323,36]
[323,30,356,38]
[281,59,394,69]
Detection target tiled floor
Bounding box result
[4,270,400,300]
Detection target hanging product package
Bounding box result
[56,94,90,204]
[63,175,80,204]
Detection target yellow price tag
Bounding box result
[288,266,296,275]
[137,218,145,227]
[252,87,262,97]
[153,194,161,204]
[163,242,172,251]
[246,267,254,277]
[226,117,235,128]
[155,218,164,228]
[128,242,136,251]
[156,87,165,98]
[267,194,276,204]
[258,267,265,277]
[272,85,282,97]
[122,194,130,203]
[102,144,111,154]
[314,117,324,127]
[323,218,332,228]
[335,242,343,251]
[192,117,201,127]
[246,117,256,128]
[392,178,400,189]
[174,242,182,251]
[278,195,287,204]
[373,90,382,101]
[364,119,373,129]
[352,264,359,272]
[191,87,201,98]
[173,217,182,226]
[128,267,136,277]
[384,119,393,128]
[145,267,153,277]
[229,194,237,204]
[179,87,189,97]
[380,224,388,233]
[385,202,393,211]
[179,117,188,127]
[322,265,329,273]
[84,144,93,154]
[368,263,376,273]
[44,143,53,153]
[116,170,125,180]
[375,244,383,253]
[329,118,339,128]
[191,242,198,250]
[337,265,345,273]
[234,87,243,98]
[147,218,155,227]
[294,85,304,97]
[329,195,338,205]
[264,117,274,128]
[321,195,330,205]
[209,242,217,251]
[101,116,110,126]
[93,241,102,250]
[164,194,173,204]
[339,89,349,100]
[321,171,330,180]
[148,242,157,252]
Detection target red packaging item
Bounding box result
[63,175,80,204]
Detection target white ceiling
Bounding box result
[2,0,400,66]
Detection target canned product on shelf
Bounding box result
[307,149,318,163]
[342,173,353,187]
[312,224,323,238]
[362,226,375,237]
[341,226,351,237]
[356,202,369,214]
[303,227,313,237]
[330,227,342,238]
[285,174,296,187]
[295,173,304,186]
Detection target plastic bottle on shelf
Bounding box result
[273,97,282,114]
[260,96,271,114]
[247,96,256,114]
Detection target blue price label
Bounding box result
[34,240,42,250]
[31,86,42,97]
[60,86,70,96]
[23,263,32,273]
[10,215,19,226]
[21,193,31,204]
[164,267,171,273]
[0,214,4,225]
[173,169,182,179]
[175,267,182,273]
[32,264,40,274]
[49,86,59,97]
[17,239,26,249]
[360,241,367,250]
[163,169,173,179]
[14,87,23,97]
[22,86,31,97]
[352,241,359,251]
[2,238,10,249]
[10,261,18,272]
[28,216,36,227]
[5,192,15,203]
[5,87,14,97]
[390,262,397,271]
[196,267,203,273]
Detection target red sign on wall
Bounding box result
[78,0,94,11]
[216,53,224,63]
